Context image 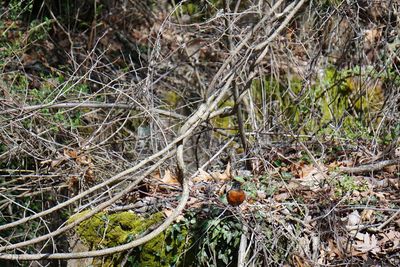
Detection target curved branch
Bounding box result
[0,150,175,253]
[0,173,189,260]
[0,69,234,260]
[0,102,186,120]
[0,119,192,233]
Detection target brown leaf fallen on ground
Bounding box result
[378,230,400,252]
[274,192,290,202]
[64,148,79,159]
[327,239,343,259]
[347,210,361,227]
[193,169,213,182]
[76,155,92,166]
[211,162,231,181]
[353,233,380,254]
[289,163,327,190]
[162,169,180,186]
[192,162,231,183]
[163,208,184,222]
[361,209,374,222]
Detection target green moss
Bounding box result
[163,90,181,108]
[69,210,190,266]
[212,99,236,136]
[69,211,163,249]
[174,0,223,22]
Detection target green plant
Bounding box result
[27,18,53,42]
[7,0,34,20]
[196,217,242,266]
[135,220,191,266]
[174,0,224,22]
[333,175,369,197]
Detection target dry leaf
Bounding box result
[212,162,232,181]
[163,209,173,217]
[67,176,79,190]
[366,27,382,46]
[150,170,161,180]
[327,239,342,258]
[298,164,316,179]
[383,164,397,173]
[217,184,227,196]
[339,160,354,167]
[291,254,310,267]
[225,161,231,177]
[84,168,95,183]
[162,169,180,186]
[64,148,78,159]
[275,192,290,201]
[193,164,232,183]
[347,210,361,227]
[186,197,202,208]
[379,230,400,251]
[76,155,92,165]
[297,165,327,190]
[354,233,380,254]
[193,169,213,182]
[327,161,340,169]
[361,209,374,222]
[163,209,184,222]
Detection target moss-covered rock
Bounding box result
[68,210,190,266]
[69,211,163,249]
